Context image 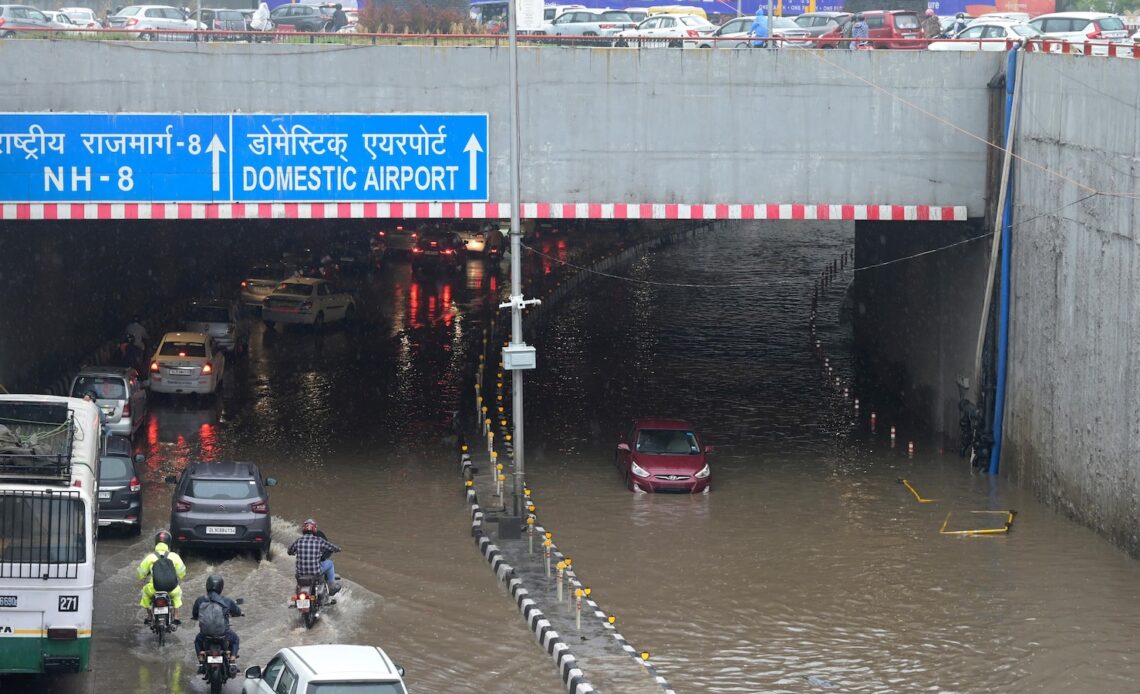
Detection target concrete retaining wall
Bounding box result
[1005,53,1140,555]
[0,41,999,213]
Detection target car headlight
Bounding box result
[694,464,710,479]
[630,460,651,478]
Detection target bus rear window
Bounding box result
[0,492,86,573]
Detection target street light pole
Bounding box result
[501,0,541,520]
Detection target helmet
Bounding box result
[956,12,965,18]
[925,9,934,16]
[206,574,225,595]
[154,529,172,547]
[302,519,318,534]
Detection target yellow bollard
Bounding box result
[543,538,552,576]
[497,473,506,499]
[527,516,535,554]
[575,588,583,629]
[524,487,531,498]
[486,428,494,452]
[556,561,565,602]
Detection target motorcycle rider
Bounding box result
[124,314,149,354]
[191,574,243,676]
[288,519,341,595]
[135,530,186,625]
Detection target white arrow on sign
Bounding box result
[463,134,483,191]
[206,135,226,193]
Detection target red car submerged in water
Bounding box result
[616,418,712,493]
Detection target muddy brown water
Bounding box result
[11,223,1140,694]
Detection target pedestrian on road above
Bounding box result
[922,9,941,39]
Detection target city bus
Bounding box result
[0,394,102,674]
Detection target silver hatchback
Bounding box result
[166,461,277,560]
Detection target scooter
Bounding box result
[291,574,336,629]
[198,600,243,694]
[147,591,177,647]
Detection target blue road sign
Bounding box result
[0,113,489,203]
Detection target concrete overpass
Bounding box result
[0,42,989,220]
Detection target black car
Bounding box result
[268,3,333,32]
[189,8,246,39]
[166,461,277,559]
[98,434,144,534]
[411,231,468,275]
[327,235,374,274]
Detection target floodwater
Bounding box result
[11,222,1140,694]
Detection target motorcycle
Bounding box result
[291,573,336,629]
[147,591,177,647]
[198,599,243,694]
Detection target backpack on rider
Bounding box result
[197,597,228,638]
[151,551,180,592]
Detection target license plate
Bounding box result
[295,598,310,609]
[98,491,111,500]
[205,526,236,535]
[425,250,439,256]
[169,367,194,376]
[0,596,16,608]
[206,655,223,664]
[153,605,169,615]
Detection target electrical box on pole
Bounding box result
[503,344,537,371]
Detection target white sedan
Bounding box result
[59,6,102,34]
[148,332,225,396]
[928,21,1040,50]
[261,277,356,329]
[613,14,716,48]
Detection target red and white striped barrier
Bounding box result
[0,201,968,222]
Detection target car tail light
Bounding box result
[126,17,138,26]
[411,247,423,254]
[377,230,386,238]
[130,476,141,492]
[686,29,699,37]
[430,241,438,248]
[251,500,267,513]
[201,362,213,375]
[442,248,454,255]
[1088,26,1101,39]
[0,17,6,27]
[241,280,249,288]
[150,361,160,373]
[122,402,131,417]
[300,301,313,310]
[174,499,192,512]
[154,595,169,608]
[599,22,614,28]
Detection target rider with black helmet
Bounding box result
[191,574,243,674]
[135,529,186,624]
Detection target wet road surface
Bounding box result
[11,222,1140,693]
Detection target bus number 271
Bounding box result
[58,595,79,612]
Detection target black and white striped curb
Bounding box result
[466,472,596,694]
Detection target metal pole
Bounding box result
[765,0,773,40]
[507,0,524,518]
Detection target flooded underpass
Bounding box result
[7,221,1140,693]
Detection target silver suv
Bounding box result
[166,461,277,560]
[70,366,148,438]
